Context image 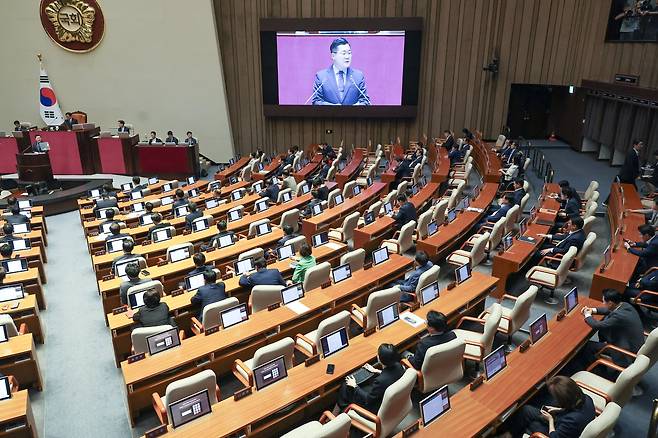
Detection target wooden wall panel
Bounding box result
[213,0,658,156]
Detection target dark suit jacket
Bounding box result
[4,214,29,225]
[563,197,581,220]
[148,138,163,144]
[62,118,79,130]
[94,198,118,211]
[303,198,323,217]
[317,186,330,201]
[190,283,227,320]
[210,231,235,247]
[111,253,138,274]
[119,278,150,305]
[312,66,369,106]
[486,203,511,223]
[184,137,198,145]
[117,126,129,133]
[618,149,640,183]
[513,188,526,206]
[260,185,280,203]
[133,303,173,327]
[277,234,299,247]
[239,268,286,289]
[172,198,189,210]
[354,363,405,412]
[394,202,417,227]
[105,232,130,242]
[551,229,586,255]
[165,136,179,144]
[629,235,658,272]
[131,184,147,192]
[585,302,644,360]
[443,135,455,151]
[408,330,457,370]
[448,150,463,166]
[549,395,596,438]
[395,160,413,179]
[188,265,214,276]
[185,211,203,229]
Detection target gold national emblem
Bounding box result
[44,0,96,43]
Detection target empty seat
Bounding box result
[351,286,401,331]
[327,189,341,208]
[573,232,596,271]
[295,181,309,197]
[131,324,176,354]
[381,220,416,254]
[233,337,295,387]
[277,188,293,203]
[248,218,271,237]
[282,412,351,438]
[238,247,264,261]
[295,310,351,358]
[432,199,449,223]
[166,243,193,263]
[447,232,489,268]
[580,402,621,438]
[328,212,360,248]
[481,286,538,345]
[249,285,284,312]
[191,297,239,334]
[454,303,502,362]
[152,369,220,425]
[339,248,366,272]
[414,209,434,240]
[526,246,577,304]
[342,181,356,198]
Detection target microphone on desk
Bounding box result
[349,75,371,106]
[304,79,327,105]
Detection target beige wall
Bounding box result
[0,0,234,162]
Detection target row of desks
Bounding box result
[123,254,413,425]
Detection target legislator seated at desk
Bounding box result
[119,264,151,305]
[392,194,417,230]
[190,271,226,322]
[0,224,19,244]
[627,197,658,227]
[4,207,28,226]
[238,257,286,289]
[259,179,280,203]
[405,311,456,370]
[188,253,215,276]
[184,131,198,145]
[623,224,658,276]
[625,267,658,316]
[534,217,586,268]
[106,223,131,243]
[184,202,203,229]
[130,176,147,193]
[165,131,179,144]
[301,190,323,218]
[147,131,163,144]
[207,220,235,249]
[391,251,434,303]
[126,288,173,328]
[147,214,173,241]
[313,178,330,201]
[480,194,513,226]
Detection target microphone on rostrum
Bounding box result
[305,79,327,105]
[350,75,371,105]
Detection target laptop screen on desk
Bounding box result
[383,202,393,215]
[281,283,304,305]
[0,326,8,344]
[106,238,127,254]
[227,209,242,222]
[89,189,101,198]
[130,191,143,201]
[128,289,149,309]
[251,182,263,193]
[0,376,11,401]
[455,263,471,284]
[123,183,134,192]
[162,183,173,192]
[220,303,249,329]
[253,356,288,391]
[484,345,507,381]
[160,196,174,206]
[218,235,234,248]
[529,313,548,344]
[205,198,220,210]
[331,264,352,284]
[169,247,190,263]
[564,287,578,314]
[0,284,24,303]
[312,232,328,247]
[255,199,269,213]
[376,303,399,330]
[132,202,144,213]
[146,327,181,356]
[148,177,159,185]
[519,217,528,235]
[281,191,292,203]
[320,327,349,358]
[169,389,211,429]
[420,282,440,306]
[0,259,27,275]
[353,185,361,196]
[231,190,242,201]
[153,229,172,243]
[187,188,199,198]
[256,223,272,236]
[115,258,139,279]
[192,218,209,232]
[184,273,206,291]
[174,206,189,218]
[276,244,294,261]
[234,258,254,275]
[139,214,153,226]
[17,200,32,209]
[372,247,389,266]
[446,208,457,223]
[363,211,375,225]
[312,204,323,216]
[12,223,29,234]
[334,194,344,206]
[427,220,438,237]
[420,385,451,426]
[10,239,31,251]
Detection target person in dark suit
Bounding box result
[238,257,286,289]
[557,180,582,206]
[316,158,332,181]
[119,263,151,305]
[172,189,189,211]
[483,194,513,224]
[101,183,117,199]
[117,120,129,133]
[61,112,79,130]
[105,222,130,242]
[624,224,658,275]
[511,178,526,206]
[395,251,433,303]
[580,289,644,366]
[393,158,413,189]
[335,343,405,412]
[13,121,24,132]
[165,131,179,144]
[312,179,330,201]
[0,244,16,260]
[505,376,595,438]
[625,268,658,313]
[130,176,147,192]
[618,139,644,185]
[282,148,295,167]
[128,289,173,327]
[503,142,519,167]
[319,143,337,159]
[442,130,455,151]
[4,206,28,225]
[31,135,48,153]
[148,131,163,144]
[190,271,226,321]
[188,253,214,276]
[554,187,580,229]
[535,217,586,268]
[147,214,171,241]
[277,225,299,247]
[627,197,658,227]
[302,190,324,218]
[406,311,456,369]
[184,202,203,230]
[312,38,369,106]
[184,131,198,145]
[259,179,280,203]
[208,221,235,248]
[448,144,463,167]
[0,224,18,244]
[393,194,417,230]
[111,240,138,274]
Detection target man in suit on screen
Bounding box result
[311,38,370,106]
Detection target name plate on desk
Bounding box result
[127,352,146,364]
[157,260,168,267]
[204,325,220,336]
[363,327,376,337]
[233,387,252,401]
[402,420,420,437]
[519,339,531,353]
[94,250,106,256]
[267,302,281,311]
[145,424,168,438]
[142,240,152,246]
[469,375,484,390]
[321,281,331,289]
[363,262,372,270]
[112,306,128,315]
[304,354,320,367]
[556,309,566,321]
[170,289,184,297]
[102,274,113,282]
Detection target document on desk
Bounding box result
[400,312,425,328]
[325,242,344,251]
[287,301,310,315]
[466,207,484,213]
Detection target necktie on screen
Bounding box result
[338,71,345,101]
